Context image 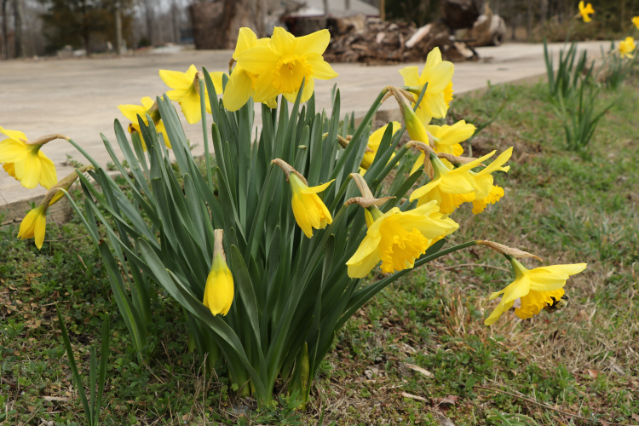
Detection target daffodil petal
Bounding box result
[15,152,41,189]
[305,53,338,80]
[223,71,254,112]
[39,153,57,190]
[399,66,420,87]
[34,212,47,249]
[159,69,191,90]
[528,264,587,292]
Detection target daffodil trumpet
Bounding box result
[203,229,235,316]
[18,166,93,249]
[345,173,458,278]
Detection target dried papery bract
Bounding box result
[344,172,394,208]
[476,240,543,261]
[26,133,70,145]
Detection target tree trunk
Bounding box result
[115,2,122,55]
[322,0,329,16]
[144,0,154,45]
[345,0,350,10]
[171,0,179,43]
[13,0,23,57]
[380,0,385,21]
[526,0,532,41]
[540,0,547,30]
[2,0,9,60]
[82,0,90,56]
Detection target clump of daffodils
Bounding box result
[1,25,589,406]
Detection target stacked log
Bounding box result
[323,15,479,65]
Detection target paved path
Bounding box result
[0,40,613,222]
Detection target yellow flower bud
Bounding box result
[203,229,234,316]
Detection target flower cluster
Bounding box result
[1,24,590,334]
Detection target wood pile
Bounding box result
[324,15,479,65]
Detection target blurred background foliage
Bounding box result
[1,0,637,59]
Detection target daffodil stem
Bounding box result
[199,78,213,190]
[66,138,100,169]
[413,240,478,269]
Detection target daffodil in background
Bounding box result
[633,16,639,30]
[236,27,338,105]
[118,97,170,150]
[18,166,93,249]
[223,27,277,111]
[361,121,402,170]
[619,37,636,59]
[203,230,234,316]
[485,257,587,325]
[0,126,60,189]
[578,1,594,22]
[159,65,224,124]
[399,47,454,125]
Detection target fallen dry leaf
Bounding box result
[586,369,599,379]
[405,363,434,378]
[431,409,456,426]
[434,395,459,406]
[401,392,428,402]
[43,396,69,402]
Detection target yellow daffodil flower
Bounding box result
[467,147,512,213]
[409,148,511,214]
[410,120,476,174]
[361,121,402,170]
[0,126,59,189]
[578,1,594,22]
[485,257,587,325]
[290,173,334,238]
[399,48,454,126]
[18,205,47,249]
[203,229,234,316]
[223,27,277,111]
[159,65,224,124]
[346,201,459,278]
[18,166,92,249]
[619,37,636,59]
[118,97,170,150]
[236,27,338,106]
[429,120,476,156]
[633,16,639,30]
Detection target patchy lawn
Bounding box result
[1,76,638,425]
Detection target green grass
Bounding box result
[2,78,639,425]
